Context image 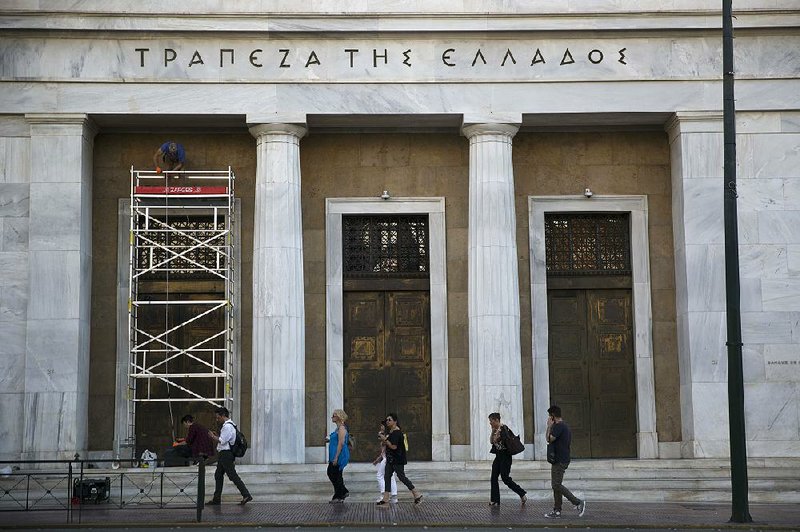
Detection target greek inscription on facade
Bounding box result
[134,45,632,72]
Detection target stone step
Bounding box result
[232,467,798,482]
[4,459,798,507]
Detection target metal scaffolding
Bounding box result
[125,167,236,451]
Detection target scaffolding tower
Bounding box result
[125,167,236,453]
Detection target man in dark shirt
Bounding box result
[544,405,586,518]
[179,414,215,462]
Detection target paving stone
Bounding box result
[1,501,799,529]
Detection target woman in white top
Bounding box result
[372,419,398,503]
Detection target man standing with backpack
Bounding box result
[207,407,252,506]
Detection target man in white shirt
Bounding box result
[207,407,252,505]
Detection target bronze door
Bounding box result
[344,291,432,462]
[134,293,224,454]
[547,288,636,458]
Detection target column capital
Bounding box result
[248,122,308,140]
[25,113,98,138]
[664,111,723,143]
[461,122,520,139]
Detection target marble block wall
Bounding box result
[736,111,800,457]
[668,110,800,458]
[668,112,732,458]
[23,114,96,461]
[0,116,30,461]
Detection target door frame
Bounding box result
[326,197,450,461]
[528,195,659,460]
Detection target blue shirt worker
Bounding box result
[206,407,251,506]
[152,141,186,172]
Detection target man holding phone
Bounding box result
[544,405,586,519]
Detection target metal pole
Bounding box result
[67,462,72,524]
[196,458,205,522]
[722,0,752,523]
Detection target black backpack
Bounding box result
[227,421,248,458]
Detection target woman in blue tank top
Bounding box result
[327,409,350,502]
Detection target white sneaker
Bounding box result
[390,496,399,504]
[544,509,561,519]
[576,500,586,517]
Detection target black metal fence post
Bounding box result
[196,458,205,523]
[77,461,84,525]
[67,462,73,524]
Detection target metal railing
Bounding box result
[0,458,205,524]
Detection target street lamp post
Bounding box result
[722,0,752,523]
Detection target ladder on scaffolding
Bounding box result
[124,167,236,455]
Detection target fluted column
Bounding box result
[462,122,524,460]
[248,122,307,464]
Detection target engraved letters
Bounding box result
[135,48,149,67]
[164,48,176,67]
[279,49,291,68]
[188,50,204,67]
[219,49,234,67]
[442,48,456,67]
[250,49,263,68]
[134,45,631,74]
[305,51,321,67]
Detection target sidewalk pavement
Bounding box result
[1,500,799,529]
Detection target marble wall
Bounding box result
[23,114,95,461]
[0,116,30,461]
[736,111,800,457]
[668,111,800,458]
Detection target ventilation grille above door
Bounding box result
[545,213,631,276]
[343,215,429,279]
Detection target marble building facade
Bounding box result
[0,1,798,464]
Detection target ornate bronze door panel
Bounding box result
[344,291,431,462]
[548,289,636,458]
[588,290,636,457]
[548,290,591,458]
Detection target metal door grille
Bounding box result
[545,213,631,276]
[135,216,227,279]
[343,215,429,278]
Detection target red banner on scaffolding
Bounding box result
[134,186,229,195]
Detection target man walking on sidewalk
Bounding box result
[544,405,586,519]
[207,407,252,506]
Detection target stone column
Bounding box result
[462,121,524,460]
[0,116,31,461]
[248,122,307,464]
[666,112,730,458]
[23,114,96,460]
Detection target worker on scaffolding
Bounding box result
[153,141,186,174]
